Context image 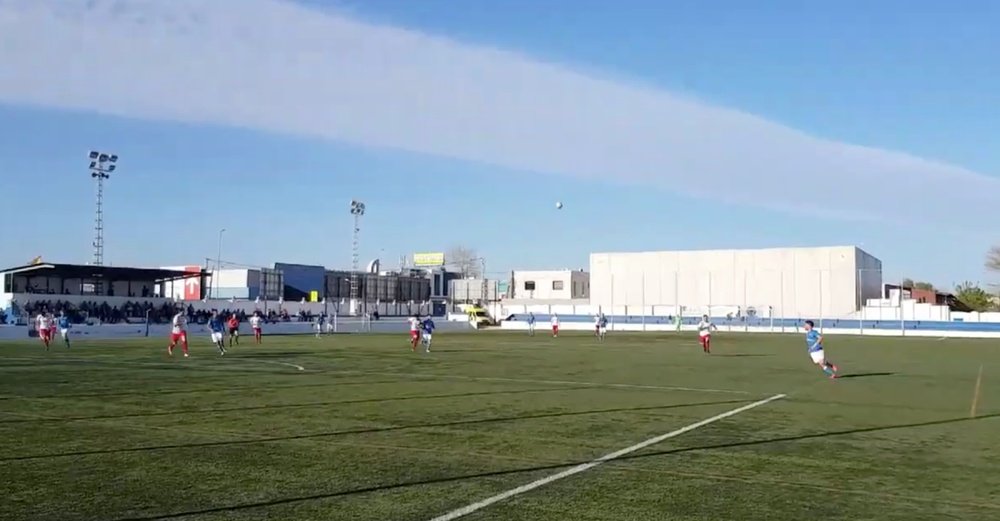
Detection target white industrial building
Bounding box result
[161,266,283,301]
[589,246,882,319]
[512,270,590,300]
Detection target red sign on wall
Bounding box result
[183,266,201,300]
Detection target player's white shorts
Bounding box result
[211,332,224,343]
[59,328,69,337]
[422,332,432,342]
[599,326,607,334]
[809,350,825,364]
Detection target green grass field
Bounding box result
[1,330,997,521]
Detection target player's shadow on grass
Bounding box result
[837,372,895,379]
[15,378,409,401]
[0,385,607,425]
[103,411,1000,521]
[711,354,771,358]
[4,398,750,463]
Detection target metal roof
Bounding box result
[0,263,201,282]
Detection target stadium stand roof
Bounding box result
[0,263,199,282]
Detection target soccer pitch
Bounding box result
[1,331,997,521]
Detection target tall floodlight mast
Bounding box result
[87,150,118,267]
[349,200,366,315]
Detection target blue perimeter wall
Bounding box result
[507,314,1000,332]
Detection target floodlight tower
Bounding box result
[349,200,366,315]
[87,151,118,266]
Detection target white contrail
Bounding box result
[1,0,997,229]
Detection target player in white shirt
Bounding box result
[550,314,560,338]
[324,314,335,334]
[47,312,57,342]
[593,315,601,337]
[35,312,52,350]
[597,314,608,341]
[697,314,717,354]
[168,310,190,357]
[249,312,263,344]
[408,315,421,351]
[314,314,325,338]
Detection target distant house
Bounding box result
[883,284,972,312]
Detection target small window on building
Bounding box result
[524,281,536,291]
[552,280,564,290]
[2,273,11,293]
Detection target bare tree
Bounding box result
[987,245,1000,273]
[447,246,481,278]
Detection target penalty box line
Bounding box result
[428,393,786,521]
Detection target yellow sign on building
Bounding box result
[309,290,319,302]
[413,252,445,267]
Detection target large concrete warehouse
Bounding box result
[589,246,882,319]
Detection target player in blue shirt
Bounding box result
[421,317,435,352]
[804,320,838,379]
[208,311,227,355]
[57,311,72,349]
[527,312,536,336]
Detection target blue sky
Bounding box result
[1,0,998,288]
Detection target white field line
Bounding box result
[228,359,305,371]
[428,393,786,521]
[348,371,750,395]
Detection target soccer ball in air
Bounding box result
[555,202,563,209]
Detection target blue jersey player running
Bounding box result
[804,320,838,379]
[208,311,227,355]
[420,317,435,352]
[57,311,72,349]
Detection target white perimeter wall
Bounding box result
[590,246,882,319]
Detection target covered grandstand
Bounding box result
[0,263,206,325]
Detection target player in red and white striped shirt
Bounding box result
[249,312,263,344]
[408,315,421,351]
[35,312,52,350]
[168,311,190,357]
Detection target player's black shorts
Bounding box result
[228,328,238,335]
